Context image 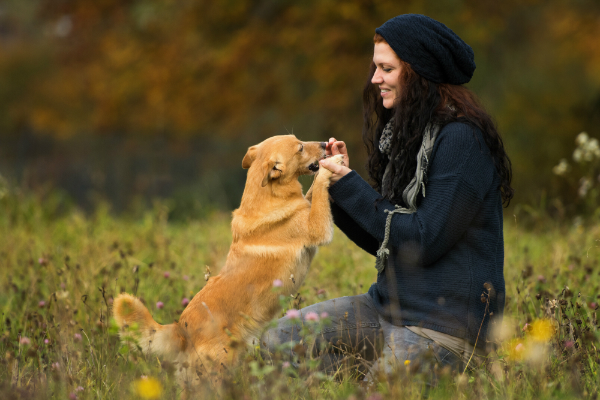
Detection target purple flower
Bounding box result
[181,298,189,307]
[20,337,31,345]
[68,393,77,400]
[286,309,300,320]
[565,340,574,348]
[273,279,283,288]
[44,339,50,344]
[156,301,164,309]
[304,312,319,322]
[73,333,82,342]
[38,300,46,308]
[163,272,170,279]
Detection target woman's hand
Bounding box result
[321,137,352,185]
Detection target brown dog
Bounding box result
[113,135,343,388]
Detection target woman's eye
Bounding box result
[383,68,392,72]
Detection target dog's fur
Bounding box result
[113,135,343,387]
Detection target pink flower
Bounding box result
[39,300,46,308]
[68,393,77,400]
[320,312,329,319]
[282,361,291,368]
[60,282,66,290]
[590,302,598,309]
[163,272,170,279]
[51,362,60,370]
[181,298,189,307]
[20,337,31,345]
[286,309,300,320]
[304,312,319,322]
[565,340,574,348]
[44,339,50,344]
[73,333,82,342]
[537,275,546,283]
[75,386,84,392]
[156,301,164,309]
[183,275,189,281]
[273,279,283,288]
[317,289,327,296]
[38,257,47,265]
[515,343,525,353]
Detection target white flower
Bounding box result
[576,132,589,146]
[578,177,591,198]
[552,159,570,176]
[573,148,583,163]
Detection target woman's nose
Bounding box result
[371,69,383,84]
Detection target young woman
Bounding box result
[263,14,513,378]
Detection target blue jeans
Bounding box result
[261,293,462,380]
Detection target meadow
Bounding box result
[1,188,599,400]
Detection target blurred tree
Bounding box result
[0,0,599,207]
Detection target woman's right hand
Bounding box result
[325,137,350,170]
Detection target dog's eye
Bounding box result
[298,143,304,152]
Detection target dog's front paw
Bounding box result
[328,154,345,166]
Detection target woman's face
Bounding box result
[371,42,403,109]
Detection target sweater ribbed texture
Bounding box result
[329,122,505,348]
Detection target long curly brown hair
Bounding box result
[363,35,514,206]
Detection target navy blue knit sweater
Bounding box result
[329,121,505,349]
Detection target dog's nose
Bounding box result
[320,142,327,149]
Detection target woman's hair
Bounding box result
[363,34,514,206]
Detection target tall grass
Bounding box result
[0,189,599,399]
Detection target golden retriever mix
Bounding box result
[113,135,343,387]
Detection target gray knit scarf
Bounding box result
[375,118,440,273]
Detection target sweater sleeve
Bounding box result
[331,202,379,256]
[328,123,496,266]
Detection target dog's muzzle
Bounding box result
[308,160,320,172]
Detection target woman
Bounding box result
[263,14,513,378]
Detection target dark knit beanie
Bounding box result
[375,14,476,85]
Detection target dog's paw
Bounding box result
[328,154,346,166]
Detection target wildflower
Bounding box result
[181,298,189,307]
[133,376,163,399]
[282,361,291,369]
[273,279,283,288]
[404,359,411,366]
[38,300,46,308]
[317,289,327,296]
[183,275,189,281]
[530,319,554,342]
[38,257,47,265]
[19,337,31,345]
[73,333,82,342]
[537,275,546,283]
[163,272,170,279]
[44,339,50,344]
[590,302,598,309]
[156,301,164,309]
[320,312,329,319]
[76,386,84,392]
[68,393,77,400]
[552,159,570,176]
[565,340,574,349]
[576,132,589,146]
[60,282,66,290]
[286,309,300,320]
[51,362,60,370]
[304,312,319,322]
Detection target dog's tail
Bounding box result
[113,293,187,359]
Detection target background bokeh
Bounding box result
[1,0,599,217]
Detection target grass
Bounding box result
[1,188,600,399]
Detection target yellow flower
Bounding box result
[404,360,411,366]
[530,319,554,342]
[134,377,162,399]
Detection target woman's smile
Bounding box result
[371,42,403,109]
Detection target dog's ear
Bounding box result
[242,146,258,169]
[261,159,285,187]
